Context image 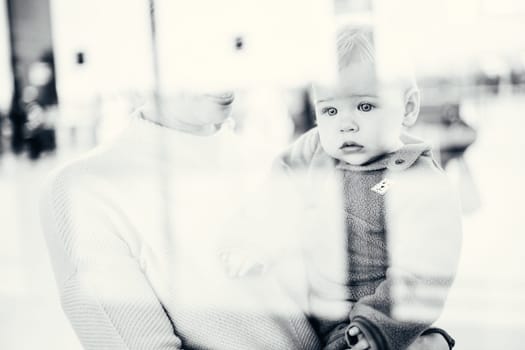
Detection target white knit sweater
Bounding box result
[40,114,321,350]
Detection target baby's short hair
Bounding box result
[335,25,417,92]
[336,25,376,70]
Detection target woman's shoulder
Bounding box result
[40,143,128,211]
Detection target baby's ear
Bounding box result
[402,88,420,127]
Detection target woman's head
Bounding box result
[144,89,235,135]
[168,90,235,124]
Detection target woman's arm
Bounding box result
[40,173,183,350]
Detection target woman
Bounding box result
[40,90,453,349]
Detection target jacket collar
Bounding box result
[335,132,432,172]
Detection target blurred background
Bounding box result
[1,0,525,348]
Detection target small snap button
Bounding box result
[395,159,405,165]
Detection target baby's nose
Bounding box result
[340,125,358,132]
[339,119,359,133]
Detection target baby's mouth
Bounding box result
[340,141,364,153]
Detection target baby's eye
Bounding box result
[322,107,338,116]
[357,102,375,112]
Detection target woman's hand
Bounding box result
[219,250,267,278]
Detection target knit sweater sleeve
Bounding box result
[348,163,463,350]
[39,168,184,350]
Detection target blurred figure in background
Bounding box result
[24,49,58,159]
[30,49,58,109]
[7,62,27,154]
[412,98,480,214]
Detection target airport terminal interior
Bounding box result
[1,0,525,349]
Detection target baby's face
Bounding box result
[314,62,407,165]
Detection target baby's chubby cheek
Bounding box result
[318,135,341,158]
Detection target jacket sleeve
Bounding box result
[272,127,331,175]
[348,166,463,350]
[39,171,184,350]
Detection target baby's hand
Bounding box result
[219,250,267,278]
[346,326,370,350]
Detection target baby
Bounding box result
[272,26,462,350]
